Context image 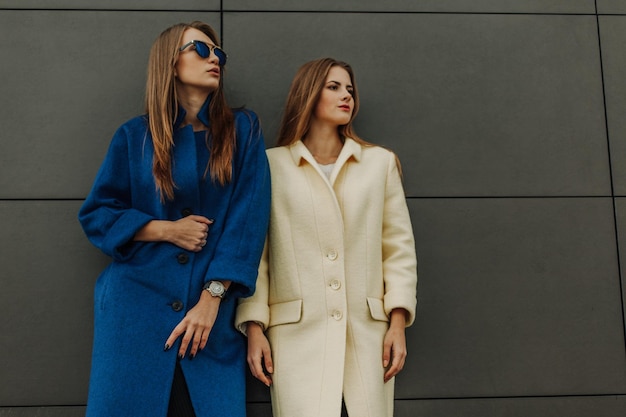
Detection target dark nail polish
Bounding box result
[178,353,184,360]
[189,354,195,361]
[164,344,170,351]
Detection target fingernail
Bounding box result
[189,354,195,361]
[164,344,170,351]
[178,354,184,360]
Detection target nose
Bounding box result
[207,49,219,64]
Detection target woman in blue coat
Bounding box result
[78,21,270,417]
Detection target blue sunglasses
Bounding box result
[179,40,227,66]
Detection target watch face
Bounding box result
[209,281,225,296]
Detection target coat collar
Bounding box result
[288,137,362,168]
[173,94,213,130]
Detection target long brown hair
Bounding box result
[145,21,235,202]
[276,58,371,147]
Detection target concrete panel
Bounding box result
[0,0,219,10]
[395,396,626,417]
[224,0,594,13]
[598,0,626,14]
[224,13,609,197]
[599,17,626,196]
[0,201,109,406]
[399,198,626,398]
[5,396,626,417]
[0,11,220,199]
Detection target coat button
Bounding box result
[177,253,189,264]
[332,310,343,320]
[327,250,338,261]
[171,300,184,312]
[181,208,193,217]
[330,279,341,290]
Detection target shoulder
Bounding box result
[106,115,149,153]
[232,108,263,146]
[266,145,291,162]
[356,142,401,177]
[112,115,149,141]
[359,142,394,158]
[355,141,395,163]
[362,140,397,157]
[118,114,148,132]
[264,146,295,174]
[233,108,260,128]
[266,145,288,156]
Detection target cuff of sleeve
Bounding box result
[103,209,154,262]
[384,290,417,327]
[235,302,270,335]
[207,262,259,299]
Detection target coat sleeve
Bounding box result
[78,124,155,261]
[381,151,418,326]
[234,237,270,335]
[205,111,271,299]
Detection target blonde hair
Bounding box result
[145,21,235,202]
[277,58,369,147]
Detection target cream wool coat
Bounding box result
[236,138,417,417]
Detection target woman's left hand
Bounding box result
[164,291,221,359]
[382,308,408,383]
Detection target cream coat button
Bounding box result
[327,250,338,261]
[332,310,343,320]
[330,279,341,290]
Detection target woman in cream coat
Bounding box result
[236,58,417,417]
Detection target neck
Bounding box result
[177,86,211,131]
[303,123,344,165]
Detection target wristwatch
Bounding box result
[203,280,226,298]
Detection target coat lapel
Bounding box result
[287,139,362,229]
[288,138,361,186]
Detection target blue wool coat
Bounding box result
[79,98,270,417]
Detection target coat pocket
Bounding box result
[268,299,303,328]
[366,297,389,322]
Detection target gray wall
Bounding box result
[1,1,625,416]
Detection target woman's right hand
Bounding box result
[164,215,212,251]
[134,216,213,252]
[246,322,273,387]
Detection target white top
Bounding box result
[318,162,335,179]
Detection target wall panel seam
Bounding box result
[221,10,597,16]
[396,393,626,401]
[594,0,626,362]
